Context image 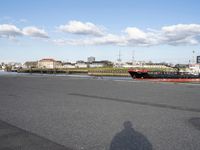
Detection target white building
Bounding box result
[38,58,57,69]
[55,61,63,68]
[62,62,76,68]
[114,61,171,69]
[23,61,38,68]
[89,62,104,68]
[189,64,200,74]
[75,61,87,68]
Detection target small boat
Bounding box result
[128,69,200,82]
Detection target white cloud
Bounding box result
[1,22,200,47]
[121,24,200,46]
[161,24,200,45]
[53,24,200,46]
[53,34,127,46]
[22,26,49,38]
[58,20,105,36]
[125,27,147,39]
[0,24,49,39]
[124,27,160,46]
[53,39,94,46]
[53,28,158,47]
[92,34,127,46]
[0,24,22,38]
[162,24,200,35]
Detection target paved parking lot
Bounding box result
[0,75,200,150]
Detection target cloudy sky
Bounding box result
[0,0,200,63]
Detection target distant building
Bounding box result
[89,61,113,68]
[122,62,135,68]
[116,61,172,69]
[1,63,6,70]
[87,56,95,63]
[7,62,22,70]
[55,61,63,68]
[189,63,200,74]
[174,64,189,68]
[38,58,57,69]
[7,62,22,68]
[197,56,200,64]
[62,62,76,68]
[23,61,38,68]
[75,60,87,68]
[114,61,123,68]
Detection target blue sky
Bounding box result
[0,0,200,63]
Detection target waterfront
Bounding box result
[0,75,200,150]
[0,70,133,81]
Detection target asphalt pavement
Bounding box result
[0,75,200,150]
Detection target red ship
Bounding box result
[128,69,200,82]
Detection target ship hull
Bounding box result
[134,78,200,82]
[128,69,200,82]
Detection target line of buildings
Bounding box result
[24,58,113,69]
[1,56,200,73]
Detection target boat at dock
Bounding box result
[128,69,200,82]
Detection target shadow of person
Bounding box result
[110,121,153,150]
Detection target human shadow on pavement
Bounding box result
[110,121,153,150]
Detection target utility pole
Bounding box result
[116,50,122,68]
[117,50,121,62]
[132,50,135,66]
[192,50,195,64]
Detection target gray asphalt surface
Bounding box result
[0,75,200,150]
[0,120,71,150]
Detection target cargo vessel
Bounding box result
[128,69,200,82]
